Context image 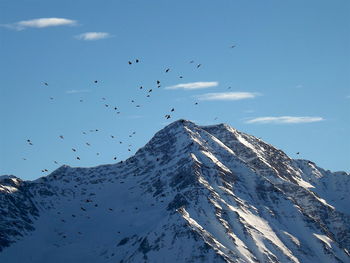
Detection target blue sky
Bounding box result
[1,0,349,180]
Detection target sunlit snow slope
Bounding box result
[1,120,349,263]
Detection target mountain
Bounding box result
[1,119,349,263]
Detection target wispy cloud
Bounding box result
[66,89,91,94]
[75,32,111,41]
[3,18,77,30]
[197,92,259,101]
[165,81,218,90]
[246,116,324,124]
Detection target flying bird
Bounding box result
[197,64,201,68]
[171,108,175,112]
[72,148,76,152]
[44,82,48,86]
[128,61,132,65]
[135,59,139,63]
[165,68,170,73]
[94,80,98,83]
[59,135,64,139]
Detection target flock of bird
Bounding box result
[22,46,248,174]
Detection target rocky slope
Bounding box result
[0,120,349,263]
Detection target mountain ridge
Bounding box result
[1,119,349,263]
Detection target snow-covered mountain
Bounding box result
[1,119,349,263]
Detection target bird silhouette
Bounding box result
[72,148,76,152]
[197,64,201,68]
[44,82,49,86]
[59,135,64,139]
[165,68,170,73]
[128,61,132,65]
[94,80,98,83]
[139,86,143,89]
[171,108,175,112]
[135,59,139,63]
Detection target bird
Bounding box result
[189,60,194,63]
[128,61,132,65]
[197,64,201,68]
[102,97,106,100]
[148,89,152,93]
[156,80,160,85]
[94,80,98,83]
[86,142,90,146]
[296,152,300,155]
[59,135,64,139]
[131,100,134,103]
[50,97,54,100]
[82,132,87,135]
[114,157,117,160]
[136,105,140,107]
[96,153,100,155]
[139,86,143,89]
[165,114,171,119]
[22,158,27,160]
[105,104,109,107]
[195,102,198,105]
[227,86,232,89]
[179,76,183,79]
[135,59,139,63]
[111,135,115,138]
[165,68,170,73]
[171,108,175,112]
[54,161,58,164]
[114,107,118,110]
[76,157,80,160]
[72,148,76,152]
[44,82,49,86]
[230,45,236,48]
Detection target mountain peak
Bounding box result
[1,120,349,263]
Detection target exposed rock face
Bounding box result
[1,120,349,262]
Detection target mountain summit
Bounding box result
[1,120,349,263]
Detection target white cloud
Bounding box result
[197,92,259,101]
[4,18,77,30]
[246,116,324,124]
[75,32,111,41]
[66,89,91,94]
[165,81,218,90]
